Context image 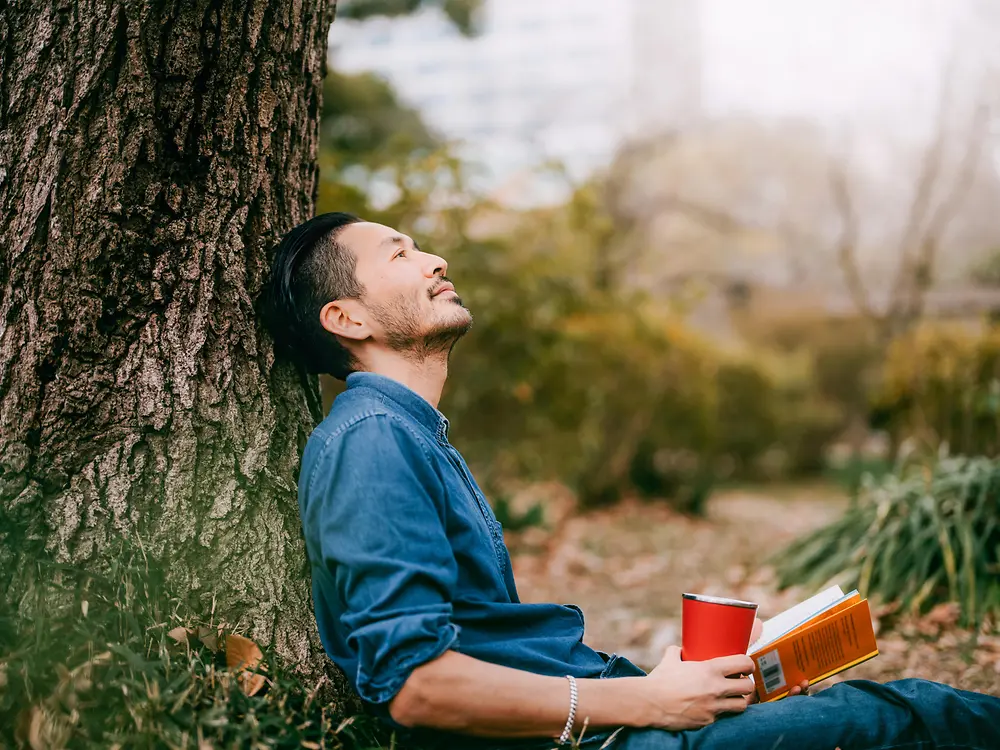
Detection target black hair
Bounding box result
[264,212,364,379]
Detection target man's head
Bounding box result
[265,213,473,379]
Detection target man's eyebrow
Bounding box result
[380,235,421,252]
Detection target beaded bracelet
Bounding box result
[558,675,578,745]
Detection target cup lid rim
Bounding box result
[682,593,758,609]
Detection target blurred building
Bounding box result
[330,0,702,198]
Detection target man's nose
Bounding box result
[423,252,447,277]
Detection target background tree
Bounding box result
[831,77,992,343]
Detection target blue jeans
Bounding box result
[603,656,1000,750]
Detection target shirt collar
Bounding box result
[345,372,450,442]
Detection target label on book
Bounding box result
[750,598,879,702]
[757,649,787,694]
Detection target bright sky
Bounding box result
[699,0,978,139]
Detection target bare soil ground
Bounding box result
[506,483,1000,697]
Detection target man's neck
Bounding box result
[360,350,449,409]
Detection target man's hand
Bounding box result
[640,646,755,731]
[745,677,811,705]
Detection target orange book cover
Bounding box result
[750,598,879,702]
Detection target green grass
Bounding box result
[0,546,599,750]
[774,455,1000,628]
[0,546,396,749]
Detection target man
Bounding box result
[264,212,1000,750]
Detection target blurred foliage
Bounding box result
[737,313,881,433]
[823,455,894,496]
[0,545,399,749]
[775,455,1000,628]
[315,51,860,513]
[492,495,546,532]
[322,70,438,166]
[872,323,1000,458]
[336,0,483,35]
[968,247,1000,287]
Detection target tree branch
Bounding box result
[886,53,958,324]
[829,160,876,322]
[917,101,990,273]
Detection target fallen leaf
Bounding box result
[238,670,267,697]
[225,634,266,696]
[913,602,961,637]
[926,602,961,627]
[196,627,219,652]
[81,600,88,618]
[167,626,190,645]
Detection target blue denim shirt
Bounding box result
[298,373,614,727]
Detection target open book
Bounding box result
[747,586,879,702]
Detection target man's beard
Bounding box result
[367,292,473,360]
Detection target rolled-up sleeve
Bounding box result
[305,414,460,706]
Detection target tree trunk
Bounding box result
[0,0,352,702]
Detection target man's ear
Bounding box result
[319,299,369,342]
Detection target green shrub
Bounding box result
[736,314,878,426]
[0,549,393,750]
[774,455,1000,627]
[873,323,1000,458]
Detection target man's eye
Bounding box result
[394,249,406,259]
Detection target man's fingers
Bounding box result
[661,644,683,663]
[787,680,811,697]
[719,676,755,698]
[710,654,755,676]
[717,697,749,715]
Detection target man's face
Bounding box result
[338,221,473,354]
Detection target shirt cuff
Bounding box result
[354,616,461,706]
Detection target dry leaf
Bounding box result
[196,627,220,652]
[81,600,88,618]
[225,634,263,670]
[914,602,961,637]
[873,601,902,618]
[926,602,960,627]
[225,634,266,696]
[238,670,267,697]
[167,626,190,645]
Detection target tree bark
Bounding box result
[0,0,352,701]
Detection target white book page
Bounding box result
[748,585,845,654]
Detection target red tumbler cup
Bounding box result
[681,593,758,661]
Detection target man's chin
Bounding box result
[431,308,473,343]
[443,310,473,337]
